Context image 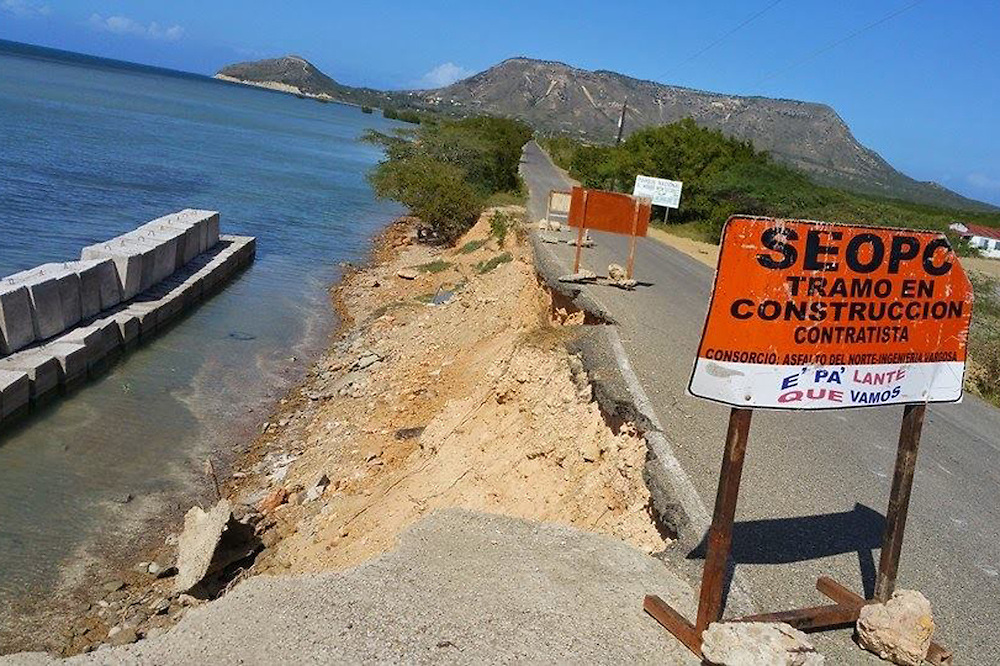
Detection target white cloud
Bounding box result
[968,173,1000,191]
[88,13,185,42]
[1,0,51,18]
[417,62,472,88]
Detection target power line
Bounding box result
[755,0,926,86]
[661,0,785,79]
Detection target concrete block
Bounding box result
[0,283,35,355]
[75,258,121,318]
[126,301,161,338]
[75,260,103,319]
[178,274,204,305]
[204,211,220,250]
[60,319,122,363]
[109,312,140,348]
[117,235,173,289]
[162,209,219,254]
[39,342,89,384]
[81,240,146,300]
[8,267,64,341]
[146,212,204,263]
[49,265,82,331]
[0,351,61,402]
[0,368,31,419]
[136,226,189,274]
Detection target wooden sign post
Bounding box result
[645,216,972,664]
[566,186,651,278]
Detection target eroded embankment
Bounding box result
[16,209,670,656]
[244,209,665,575]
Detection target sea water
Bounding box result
[0,40,402,635]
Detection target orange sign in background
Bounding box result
[689,216,973,409]
[567,186,651,237]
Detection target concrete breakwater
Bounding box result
[0,209,255,427]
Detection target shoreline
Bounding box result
[212,74,361,107]
[0,220,405,656]
[3,208,668,657]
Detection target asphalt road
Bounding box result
[521,140,1000,662]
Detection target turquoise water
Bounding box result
[0,40,401,636]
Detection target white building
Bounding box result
[950,222,1000,259]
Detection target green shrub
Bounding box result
[361,105,373,114]
[411,260,453,274]
[489,210,518,246]
[365,115,531,245]
[383,106,422,124]
[369,155,483,243]
[458,239,488,254]
[543,120,1000,244]
[476,252,513,274]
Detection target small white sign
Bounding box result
[633,175,683,209]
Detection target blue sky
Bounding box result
[2,0,998,205]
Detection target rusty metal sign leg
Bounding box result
[696,407,753,632]
[875,403,926,601]
[626,199,639,279]
[644,407,753,657]
[573,190,589,274]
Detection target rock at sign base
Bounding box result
[701,622,824,666]
[608,263,627,282]
[557,270,597,284]
[857,590,934,666]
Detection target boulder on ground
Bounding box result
[857,590,934,666]
[701,621,824,666]
[396,268,418,280]
[557,270,598,284]
[174,500,233,593]
[608,263,627,282]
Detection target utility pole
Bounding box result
[615,97,628,145]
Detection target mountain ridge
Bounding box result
[216,55,994,213]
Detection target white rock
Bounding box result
[701,622,824,666]
[174,500,232,593]
[608,263,627,281]
[857,590,934,666]
[396,268,418,280]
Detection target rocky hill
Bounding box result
[216,56,390,107]
[216,55,993,212]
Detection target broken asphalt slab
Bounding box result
[3,510,700,665]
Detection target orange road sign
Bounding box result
[567,186,651,237]
[689,216,973,409]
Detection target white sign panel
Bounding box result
[633,175,683,209]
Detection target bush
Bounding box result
[383,106,422,124]
[365,115,531,244]
[369,155,483,243]
[476,252,513,274]
[542,121,1000,244]
[489,210,519,246]
[361,105,373,114]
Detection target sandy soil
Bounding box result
[647,227,718,268]
[247,209,664,575]
[25,209,666,656]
